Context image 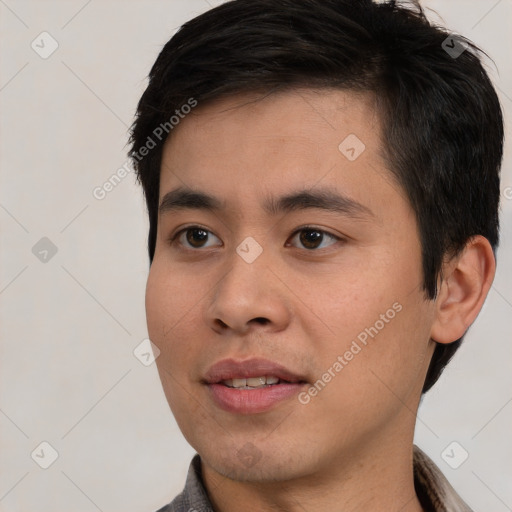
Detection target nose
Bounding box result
[206,248,292,335]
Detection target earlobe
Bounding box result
[430,236,496,344]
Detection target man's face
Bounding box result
[146,89,437,481]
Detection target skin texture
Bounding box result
[145,89,495,512]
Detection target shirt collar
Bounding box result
[161,445,473,512]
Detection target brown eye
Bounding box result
[289,227,339,250]
[175,227,221,249]
[186,228,208,247]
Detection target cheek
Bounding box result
[301,254,406,341]
[145,263,205,418]
[145,258,201,328]
[145,262,201,364]
[306,298,433,443]
[145,266,170,341]
[307,248,431,398]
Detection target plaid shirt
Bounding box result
[156,445,473,512]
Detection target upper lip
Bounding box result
[203,357,307,384]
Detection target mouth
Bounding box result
[221,376,286,389]
[203,358,308,414]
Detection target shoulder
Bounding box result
[153,455,214,512]
[413,445,474,512]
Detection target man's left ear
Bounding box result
[430,235,496,344]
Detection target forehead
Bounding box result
[159,88,401,212]
[164,88,381,154]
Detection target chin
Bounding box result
[197,437,319,483]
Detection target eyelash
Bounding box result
[168,225,343,251]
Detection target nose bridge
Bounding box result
[218,242,269,311]
[207,241,290,333]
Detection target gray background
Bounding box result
[0,1,511,511]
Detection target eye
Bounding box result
[170,225,341,251]
[172,226,222,249]
[288,226,341,250]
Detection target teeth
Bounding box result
[246,377,266,387]
[222,376,281,388]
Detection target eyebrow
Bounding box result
[158,186,374,219]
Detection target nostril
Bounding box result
[253,317,269,325]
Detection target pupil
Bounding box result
[300,229,322,249]
[187,229,208,247]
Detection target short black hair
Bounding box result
[129,0,503,393]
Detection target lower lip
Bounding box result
[207,383,306,414]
